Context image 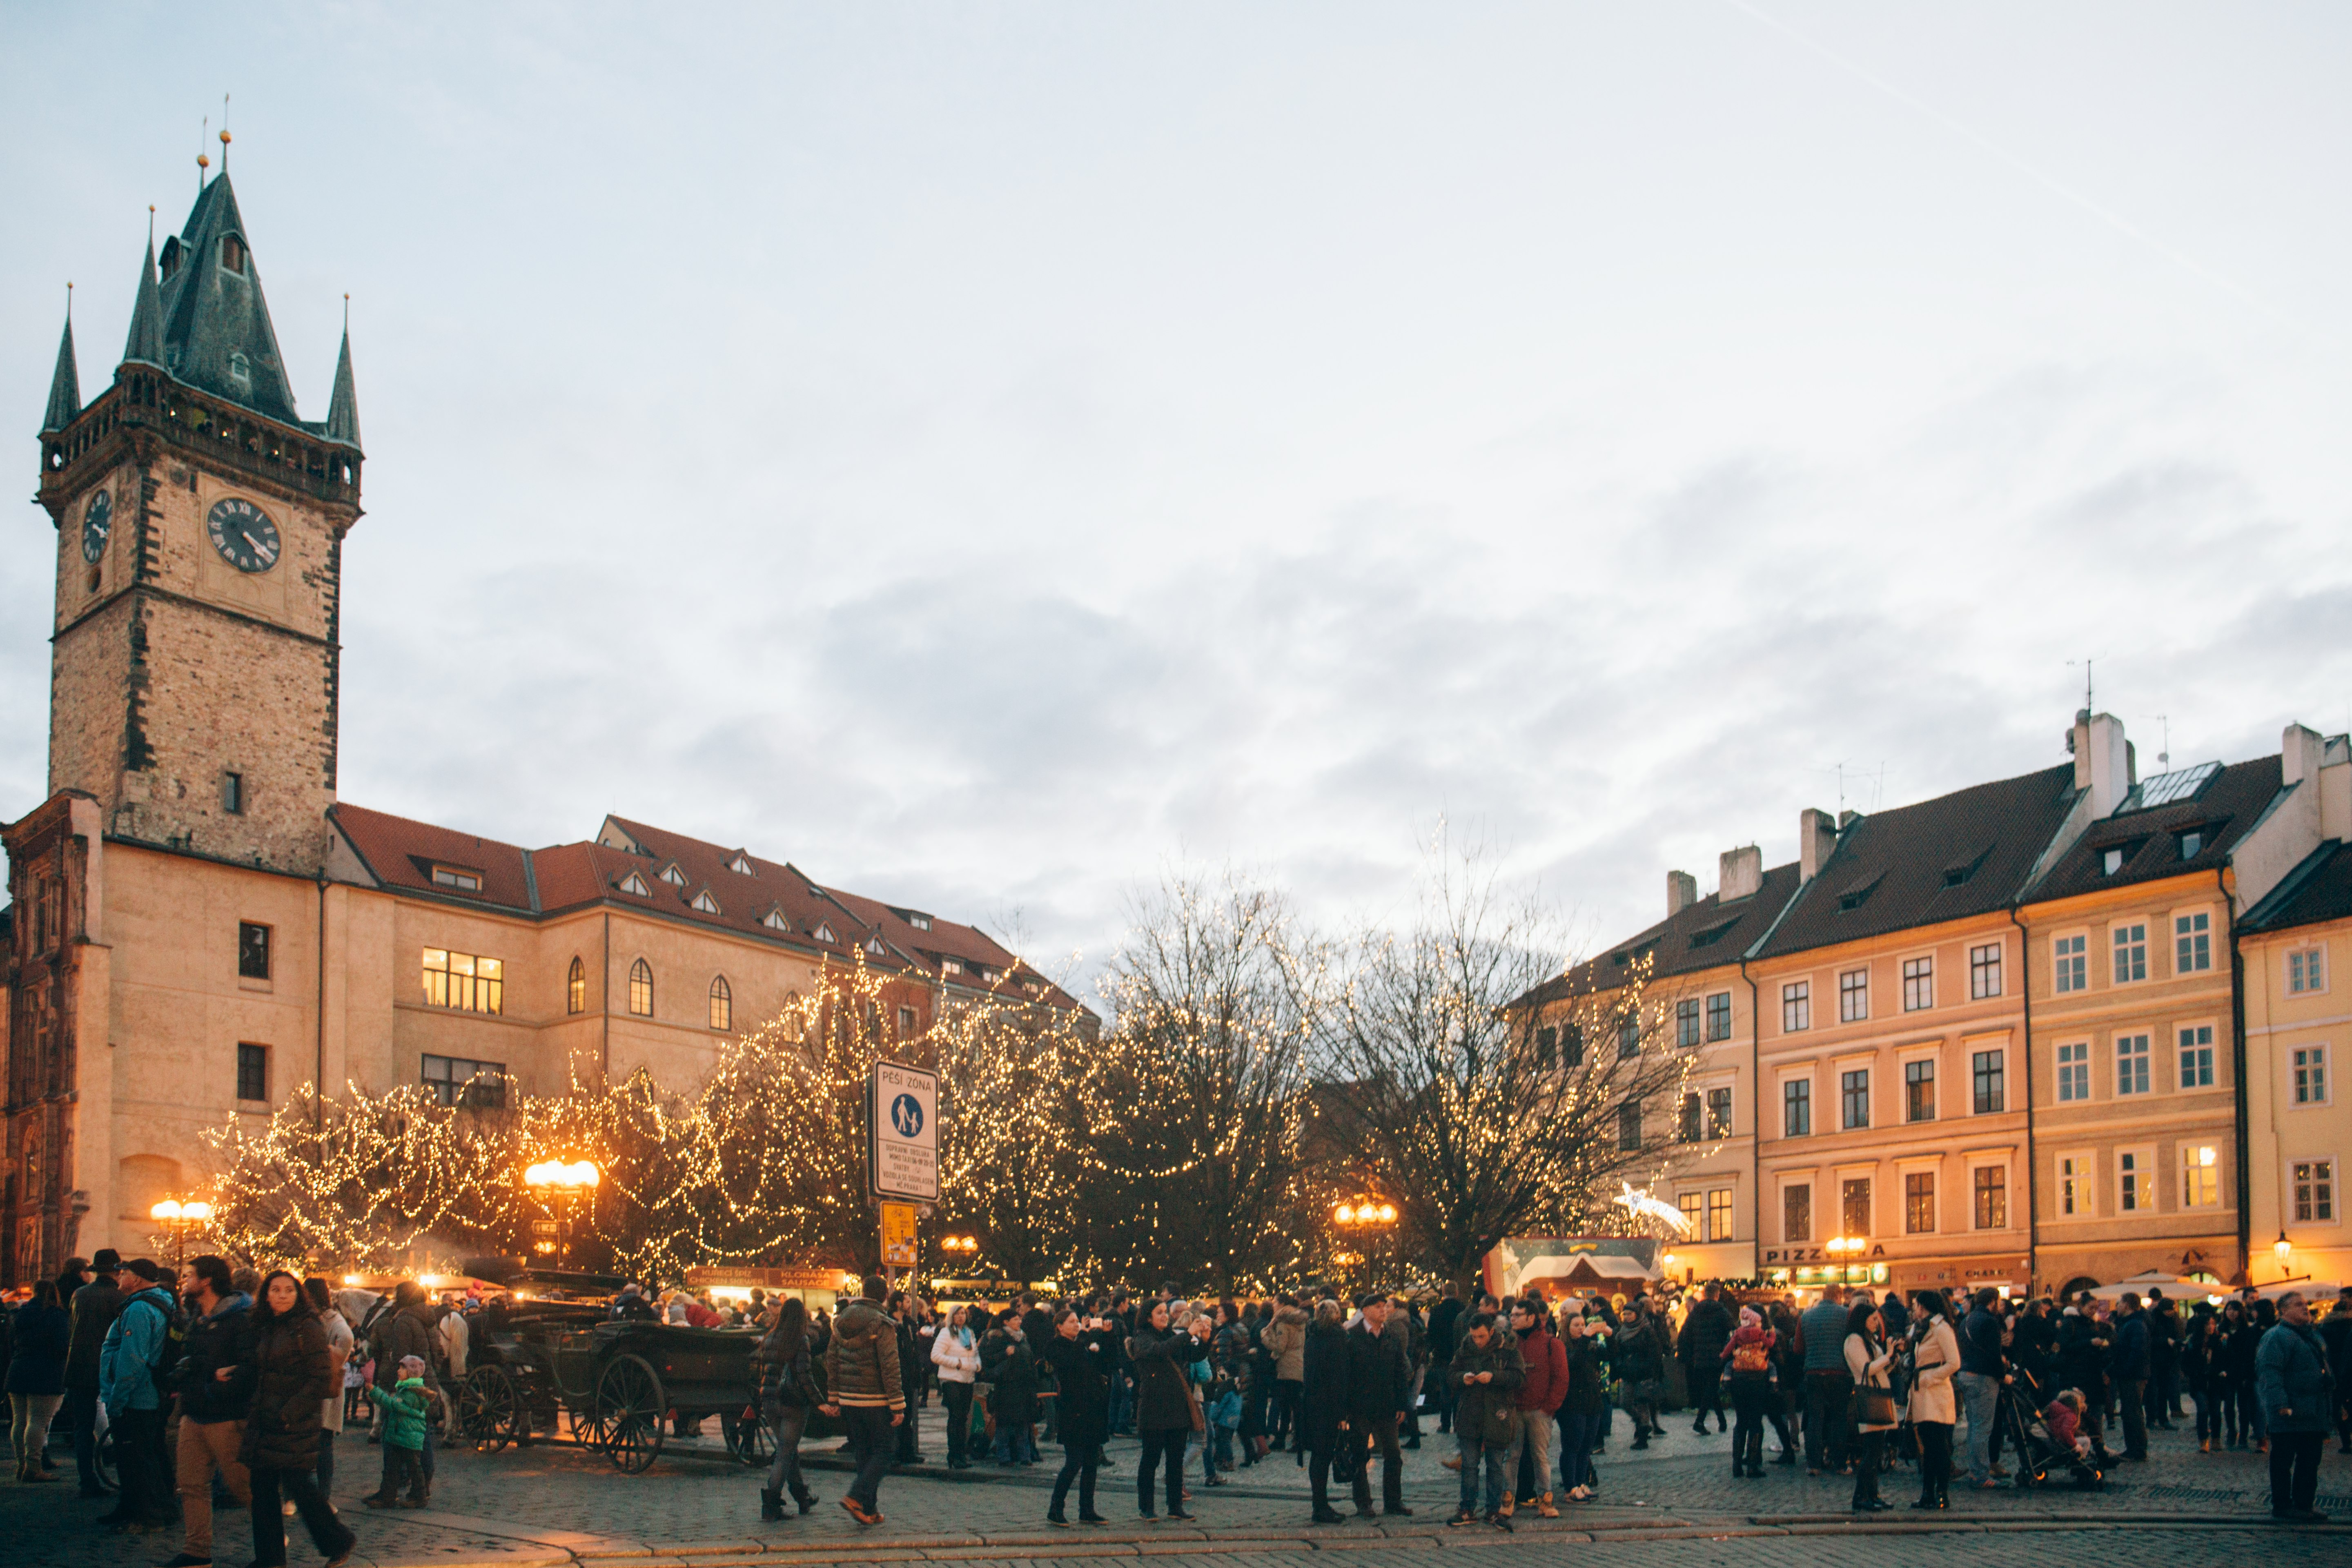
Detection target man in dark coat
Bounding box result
[1677,1285,1735,1436]
[1339,1292,1412,1519]
[172,1254,258,1568]
[1040,1308,1115,1525]
[1299,1300,1352,1522]
[64,1250,123,1497]
[1427,1284,1466,1434]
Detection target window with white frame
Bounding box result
[2181,1143,2223,1207]
[2292,1159,2335,1223]
[1902,956,1934,1012]
[2175,911,2212,973]
[1970,942,2002,1000]
[2293,1045,2328,1105]
[2054,933,2087,993]
[1842,1068,1871,1129]
[2113,922,2148,983]
[2116,1033,2152,1096]
[1972,1048,2005,1114]
[2289,947,2327,995]
[1783,1078,1811,1137]
[2178,1025,2216,1089]
[1677,998,1702,1047]
[2119,1148,2154,1212]
[1782,981,1811,1032]
[2057,1041,2089,1102]
[2059,1153,2092,1217]
[1706,991,1733,1042]
[1840,967,1868,1022]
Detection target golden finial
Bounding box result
[219,93,231,171]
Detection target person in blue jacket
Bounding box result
[2256,1292,2334,1525]
[97,1258,180,1530]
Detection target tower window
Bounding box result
[228,350,251,386]
[238,921,272,980]
[222,772,244,815]
[220,234,246,272]
[236,1042,269,1103]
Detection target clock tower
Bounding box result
[36,170,363,876]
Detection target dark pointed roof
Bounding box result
[124,238,164,367]
[324,325,361,450]
[2242,839,2352,934]
[155,175,301,424]
[41,314,79,434]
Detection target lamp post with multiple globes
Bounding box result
[150,1198,214,1267]
[523,1159,601,1271]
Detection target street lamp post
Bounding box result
[524,1160,601,1270]
[150,1198,214,1268]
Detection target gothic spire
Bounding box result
[324,314,361,450]
[155,174,301,424]
[124,232,165,368]
[42,309,80,434]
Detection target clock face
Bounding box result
[81,490,112,563]
[206,497,281,574]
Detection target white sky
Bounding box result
[6,2,2350,980]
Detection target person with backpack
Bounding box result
[167,1254,258,1568]
[1720,1304,1779,1479]
[98,1257,181,1532]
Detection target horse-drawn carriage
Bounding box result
[458,1302,785,1472]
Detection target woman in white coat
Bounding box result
[932,1306,982,1470]
[1842,1301,1897,1514]
[1904,1289,1960,1510]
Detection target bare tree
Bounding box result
[1072,870,1323,1295]
[1308,843,1699,1294]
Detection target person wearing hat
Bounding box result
[98,1258,180,1531]
[63,1249,124,1497]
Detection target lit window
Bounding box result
[421,1054,506,1109]
[421,949,503,1014]
[1616,1103,1642,1151]
[2293,1045,2327,1105]
[2288,948,2326,995]
[2292,1159,2335,1223]
[222,771,243,815]
[1973,1166,2006,1229]
[2175,911,2211,973]
[1904,1172,1936,1234]
[2053,934,2087,994]
[431,865,482,892]
[1840,968,1869,1022]
[2179,1025,2215,1089]
[1705,991,1732,1042]
[1782,981,1811,1032]
[2120,1149,2152,1212]
[1677,1190,1703,1234]
[1783,1078,1811,1137]
[238,920,272,980]
[1973,1049,2005,1114]
[1783,1183,1811,1241]
[2116,1033,2150,1096]
[567,956,585,1014]
[1905,1059,1936,1122]
[1841,1068,1870,1129]
[2113,922,2147,983]
[1707,1188,1734,1242]
[236,1042,268,1103]
[1676,998,1701,1048]
[2057,1041,2089,1102]
[1840,1177,1871,1235]
[628,958,653,1016]
[1902,956,1933,1012]
[1707,1087,1732,1138]
[690,890,720,914]
[709,974,732,1031]
[2059,1154,2091,1217]
[1969,942,2001,1000]
[2181,1144,2222,1207]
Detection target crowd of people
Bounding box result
[4,1252,2348,1560]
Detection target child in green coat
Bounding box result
[364,1355,432,1507]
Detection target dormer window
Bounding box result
[813,922,835,944]
[2177,829,2204,860]
[690,890,721,914]
[659,863,687,886]
[619,871,650,896]
[728,853,755,875]
[160,236,182,280]
[762,908,790,932]
[227,351,251,387]
[866,937,887,957]
[220,234,246,273]
[430,865,483,893]
[942,958,963,975]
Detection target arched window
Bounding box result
[567,956,586,1015]
[628,958,653,1017]
[709,975,732,1032]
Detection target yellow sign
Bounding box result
[881,1201,918,1267]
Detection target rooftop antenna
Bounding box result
[2156,714,2170,770]
[218,94,232,174]
[197,116,210,190]
[2067,656,2096,716]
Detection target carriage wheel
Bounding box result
[460,1365,521,1452]
[726,1406,773,1469]
[597,1354,667,1473]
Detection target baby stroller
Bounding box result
[2002,1393,2105,1491]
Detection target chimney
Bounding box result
[1666,870,1698,918]
[1719,844,1763,902]
[1799,808,1838,884]
[2281,722,2324,787]
[2075,712,2130,817]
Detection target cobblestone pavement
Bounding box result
[10,1407,2350,1568]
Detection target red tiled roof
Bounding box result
[822,886,1087,1012]
[330,804,534,912]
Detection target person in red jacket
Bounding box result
[1507,1298,1569,1517]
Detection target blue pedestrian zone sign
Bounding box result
[869,1060,939,1202]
